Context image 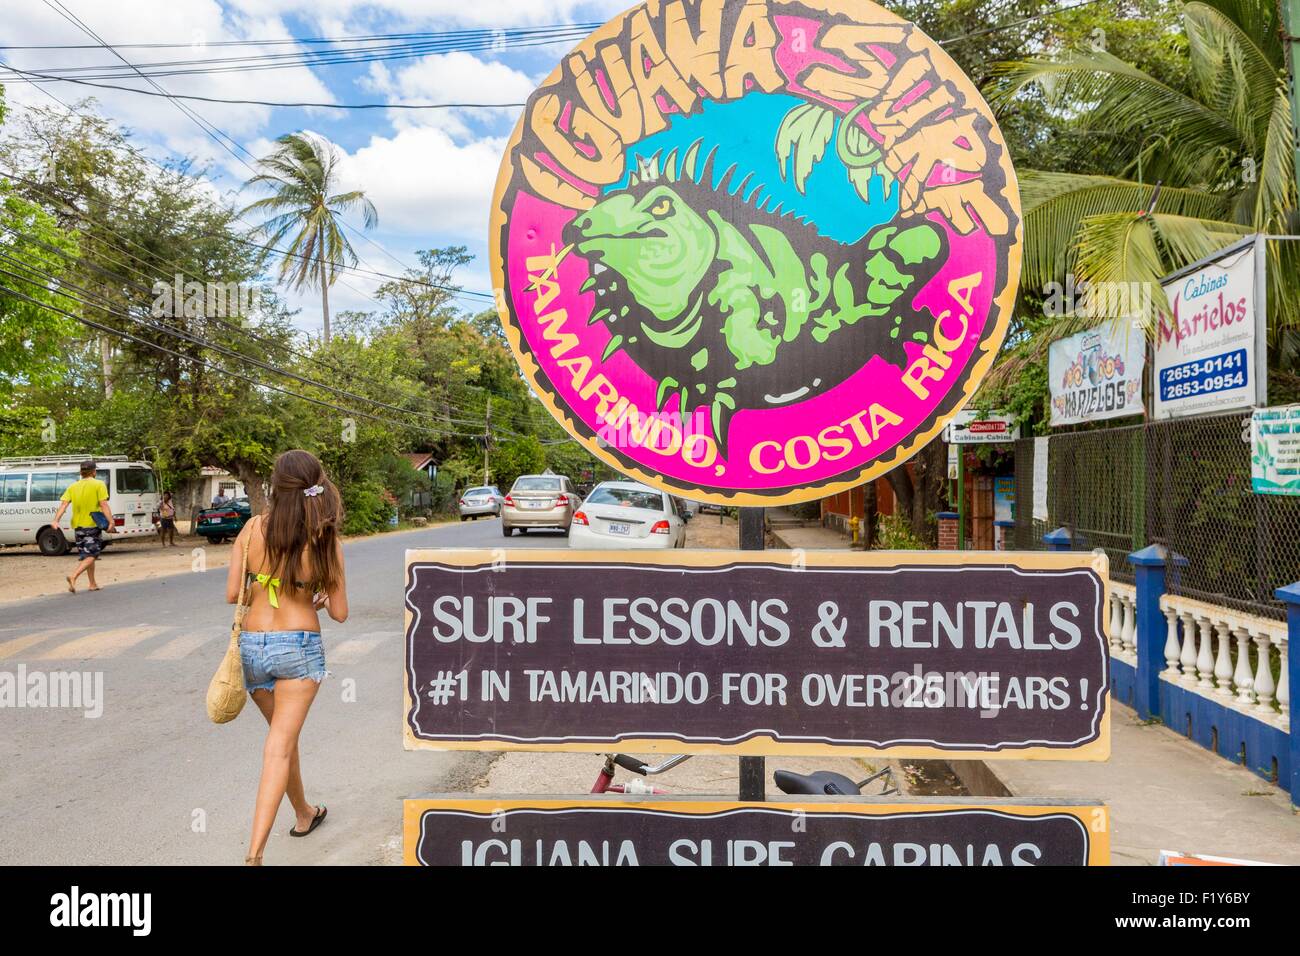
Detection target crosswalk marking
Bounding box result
[42,626,166,660]
[0,625,400,663]
[0,628,80,660]
[329,638,384,664]
[148,632,218,661]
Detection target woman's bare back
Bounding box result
[239,515,325,632]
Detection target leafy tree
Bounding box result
[0,91,79,395]
[989,0,1299,334]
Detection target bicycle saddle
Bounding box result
[773,770,862,796]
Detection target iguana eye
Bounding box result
[648,196,673,218]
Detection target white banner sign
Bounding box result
[1032,436,1050,522]
[945,409,1020,444]
[1155,239,1264,420]
[1048,323,1146,427]
[1251,405,1300,496]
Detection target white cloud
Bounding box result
[363,52,532,137]
[223,0,621,30]
[335,124,508,238]
[0,1,336,164]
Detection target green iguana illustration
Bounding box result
[563,139,946,451]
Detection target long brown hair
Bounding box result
[261,450,343,594]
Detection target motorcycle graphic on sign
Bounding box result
[491,0,1022,504]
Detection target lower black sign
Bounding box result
[404,798,1109,866]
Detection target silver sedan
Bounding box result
[458,486,502,520]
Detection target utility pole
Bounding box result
[1285,0,1300,192]
[483,396,491,486]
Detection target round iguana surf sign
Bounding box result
[491,0,1021,506]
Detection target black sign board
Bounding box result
[404,797,1109,866]
[403,550,1110,759]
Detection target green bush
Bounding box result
[873,514,928,551]
[340,480,391,535]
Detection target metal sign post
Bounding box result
[738,507,766,801]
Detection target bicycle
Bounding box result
[590,753,899,797]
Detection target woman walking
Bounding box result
[226,450,349,865]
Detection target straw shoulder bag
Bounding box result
[206,535,250,724]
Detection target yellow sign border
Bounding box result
[403,796,1110,866]
[487,0,1024,508]
[403,548,1110,760]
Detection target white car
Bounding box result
[568,481,688,549]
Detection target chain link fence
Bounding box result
[1014,412,1300,620]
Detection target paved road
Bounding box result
[0,517,565,865]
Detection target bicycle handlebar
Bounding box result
[613,754,649,775]
[609,754,691,776]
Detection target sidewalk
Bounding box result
[768,508,855,550]
[990,701,1300,865]
[758,527,1300,864]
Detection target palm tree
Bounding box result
[989,0,1298,337]
[240,132,377,344]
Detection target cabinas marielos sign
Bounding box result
[490,0,1022,504]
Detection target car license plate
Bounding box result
[608,523,630,535]
[523,500,547,509]
[207,517,221,524]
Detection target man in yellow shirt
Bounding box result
[52,460,116,593]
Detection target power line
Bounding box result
[937,0,1111,46]
[0,272,511,443]
[1,61,527,432]
[0,204,522,431]
[30,4,411,309]
[0,87,386,310]
[0,66,526,110]
[0,166,494,302]
[0,25,598,81]
[0,247,473,430]
[0,276,451,436]
[0,23,604,51]
[0,234,517,434]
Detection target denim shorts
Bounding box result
[240,630,328,693]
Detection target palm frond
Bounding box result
[1254,88,1299,231]
[989,49,1242,165]
[1018,170,1233,288]
[1183,2,1282,150]
[1189,0,1283,68]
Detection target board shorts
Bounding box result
[74,526,104,559]
[159,518,176,530]
[240,630,328,692]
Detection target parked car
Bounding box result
[458,485,502,520]
[194,497,252,544]
[501,474,576,536]
[697,500,725,515]
[568,480,688,549]
[675,497,700,519]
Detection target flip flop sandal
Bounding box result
[289,805,327,837]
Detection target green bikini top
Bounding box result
[246,572,313,609]
[244,516,316,608]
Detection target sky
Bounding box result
[0,0,637,330]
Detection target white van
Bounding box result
[0,456,163,555]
